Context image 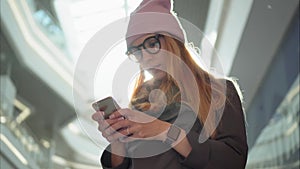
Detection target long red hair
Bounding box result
[130,35,226,137]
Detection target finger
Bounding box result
[97,116,125,133]
[117,124,139,137]
[103,120,130,136]
[108,111,122,119]
[92,111,105,121]
[110,108,131,119]
[120,124,156,140]
[119,135,138,143]
[99,116,125,129]
[97,116,112,131]
[103,126,118,136]
[102,126,127,142]
[115,127,130,136]
[109,119,132,133]
[101,131,109,140]
[101,132,118,143]
[107,130,129,142]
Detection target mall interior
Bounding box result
[0,0,299,168]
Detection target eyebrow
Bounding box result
[129,43,143,49]
[130,34,156,46]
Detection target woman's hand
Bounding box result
[92,111,126,160]
[92,109,192,158]
[92,111,126,143]
[105,108,171,142]
[92,111,126,153]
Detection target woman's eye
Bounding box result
[149,42,156,47]
[148,41,158,48]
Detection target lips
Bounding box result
[143,64,161,69]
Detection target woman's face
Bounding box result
[128,34,168,80]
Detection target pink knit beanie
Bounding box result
[126,0,186,46]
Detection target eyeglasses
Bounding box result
[126,34,163,62]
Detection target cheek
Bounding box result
[159,56,171,70]
[154,53,169,65]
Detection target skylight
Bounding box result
[54,0,142,62]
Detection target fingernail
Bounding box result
[119,137,125,142]
[118,117,125,120]
[109,114,115,119]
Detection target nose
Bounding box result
[140,49,153,65]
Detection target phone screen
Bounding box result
[92,96,120,119]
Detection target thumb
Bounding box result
[116,108,132,118]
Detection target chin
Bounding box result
[152,70,167,80]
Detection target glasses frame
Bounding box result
[126,34,163,62]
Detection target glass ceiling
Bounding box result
[54,0,142,63]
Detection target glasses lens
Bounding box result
[127,48,142,62]
[144,37,160,54]
[128,53,139,62]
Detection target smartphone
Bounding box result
[92,96,121,119]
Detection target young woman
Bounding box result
[92,0,248,168]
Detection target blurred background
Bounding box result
[0,0,299,168]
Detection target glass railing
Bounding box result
[246,75,300,169]
[1,103,51,169]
